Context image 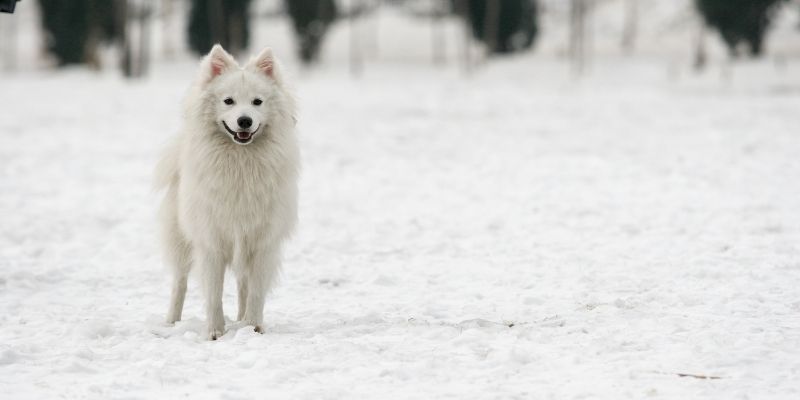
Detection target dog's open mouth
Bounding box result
[222,121,259,144]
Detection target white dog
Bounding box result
[155,45,299,340]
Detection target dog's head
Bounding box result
[193,45,291,145]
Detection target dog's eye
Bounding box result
[223,98,234,105]
[252,99,263,106]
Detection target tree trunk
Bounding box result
[621,0,637,54]
[117,0,132,77]
[483,0,500,56]
[349,0,364,77]
[137,1,152,77]
[693,23,707,71]
[570,0,589,76]
[0,10,18,72]
[455,0,472,74]
[431,0,445,65]
[161,0,175,59]
[208,0,224,48]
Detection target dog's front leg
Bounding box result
[197,247,226,340]
[243,249,280,333]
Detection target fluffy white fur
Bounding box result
[155,45,299,340]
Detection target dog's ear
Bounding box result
[249,47,282,82]
[199,44,238,84]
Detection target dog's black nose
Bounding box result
[237,116,252,129]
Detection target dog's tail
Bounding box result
[154,137,181,191]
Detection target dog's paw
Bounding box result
[207,328,225,341]
[242,318,263,334]
[165,313,181,325]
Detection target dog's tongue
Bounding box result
[236,131,251,140]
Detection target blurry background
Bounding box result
[1,0,800,78]
[2,2,800,399]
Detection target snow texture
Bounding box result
[2,3,800,400]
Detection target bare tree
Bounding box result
[693,23,707,71]
[0,12,17,72]
[161,0,176,59]
[138,1,152,76]
[455,0,473,74]
[621,0,637,54]
[431,0,446,65]
[569,0,589,76]
[119,0,153,78]
[349,0,365,77]
[116,0,130,74]
[207,0,224,52]
[365,0,380,59]
[483,0,500,58]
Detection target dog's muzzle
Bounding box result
[222,121,259,144]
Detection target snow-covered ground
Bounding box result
[3,2,800,399]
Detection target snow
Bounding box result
[3,2,800,400]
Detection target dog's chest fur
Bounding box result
[178,135,295,248]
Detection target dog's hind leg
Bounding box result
[166,247,190,324]
[235,275,248,321]
[162,187,191,324]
